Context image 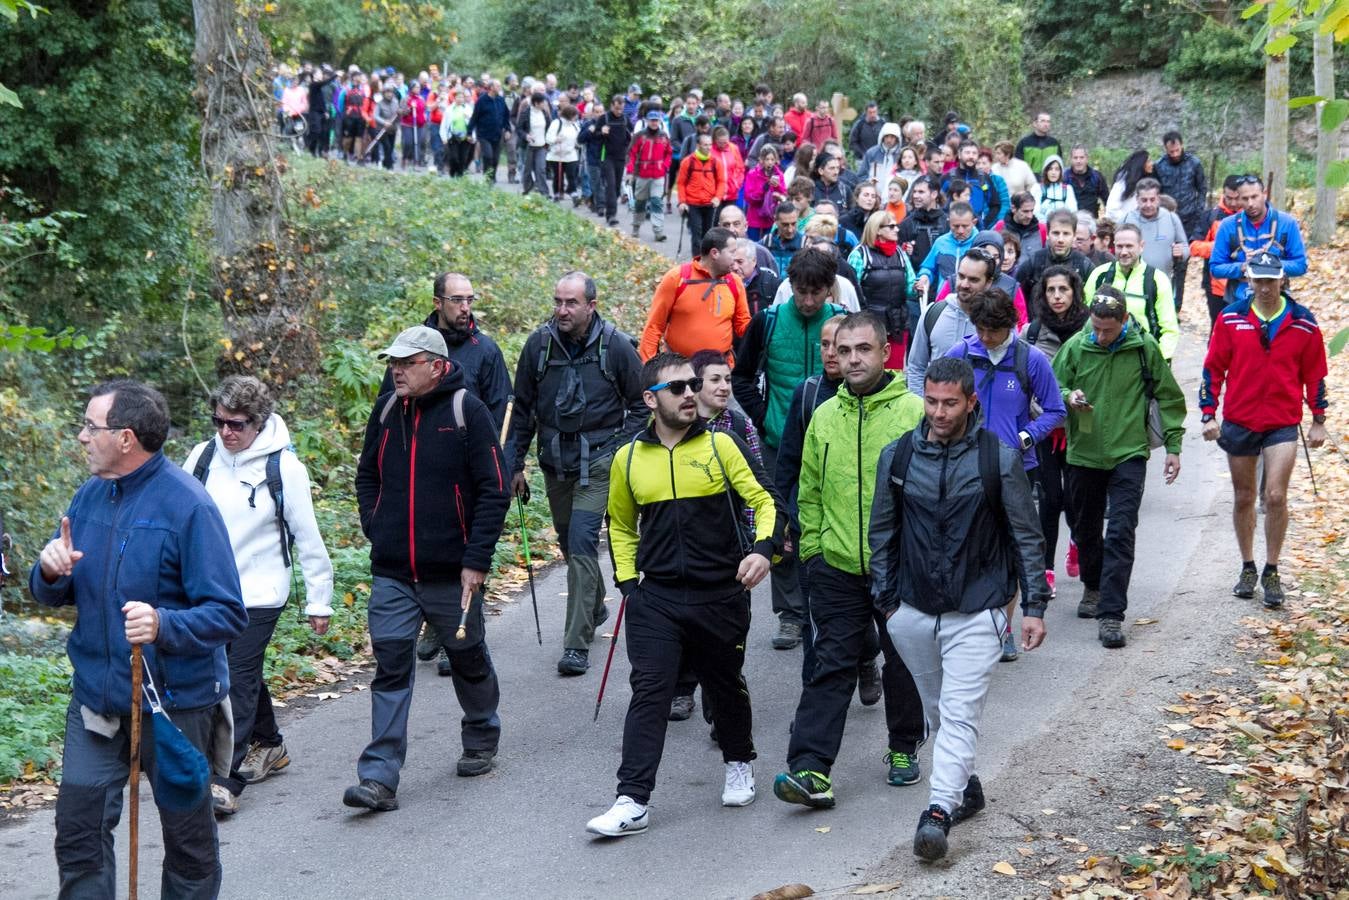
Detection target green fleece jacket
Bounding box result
[1050,320,1186,469]
[799,374,925,575]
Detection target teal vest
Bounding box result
[762,301,845,447]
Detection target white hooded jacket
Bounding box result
[184,414,334,616]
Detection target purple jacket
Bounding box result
[944,334,1066,469]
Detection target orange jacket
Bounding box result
[1190,203,1237,299]
[639,259,750,362]
[678,152,727,207]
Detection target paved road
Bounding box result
[0,164,1236,899]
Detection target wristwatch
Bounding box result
[1018,430,1033,451]
[1201,413,1215,423]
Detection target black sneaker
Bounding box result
[1098,618,1126,648]
[342,779,398,812]
[1233,567,1258,599]
[1260,570,1285,608]
[1077,588,1100,619]
[416,622,442,660]
[772,620,802,650]
[913,804,951,861]
[558,649,589,676]
[772,769,835,809]
[857,660,882,706]
[456,749,496,777]
[436,649,453,677]
[669,694,695,721]
[951,775,985,824]
[885,750,921,786]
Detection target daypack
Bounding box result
[888,426,1008,546]
[1094,262,1160,341]
[193,442,294,568]
[675,261,743,311]
[533,320,624,389]
[798,374,830,433]
[533,322,632,484]
[948,339,1033,407]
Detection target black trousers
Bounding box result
[552,159,579,197]
[685,204,716,257]
[616,585,754,805]
[1066,457,1147,621]
[602,156,625,218]
[479,138,501,181]
[1034,438,1073,572]
[215,604,284,796]
[446,138,473,177]
[787,561,924,774]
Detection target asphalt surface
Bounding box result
[0,162,1238,899]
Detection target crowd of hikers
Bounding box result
[23,64,1330,898]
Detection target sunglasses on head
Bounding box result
[648,377,704,395]
[1234,174,1261,186]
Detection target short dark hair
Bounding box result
[1114,223,1143,243]
[947,179,970,197]
[90,379,171,453]
[1011,190,1036,209]
[958,139,978,152]
[961,247,1000,283]
[695,115,711,128]
[689,349,729,376]
[787,247,837,293]
[700,226,735,258]
[1134,177,1162,195]
[948,200,975,220]
[925,357,975,397]
[1090,286,1128,321]
[642,351,690,390]
[836,311,886,347]
[1222,173,1245,191]
[775,200,799,218]
[1047,209,1079,231]
[967,288,1017,330]
[610,93,625,105]
[1162,130,1183,145]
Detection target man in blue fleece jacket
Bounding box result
[32,379,246,900]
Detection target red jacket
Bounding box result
[784,108,809,139]
[1200,295,1328,432]
[626,132,673,179]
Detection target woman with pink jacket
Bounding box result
[742,144,787,241]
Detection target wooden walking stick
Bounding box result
[458,398,517,642]
[128,644,144,900]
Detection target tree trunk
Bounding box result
[1312,31,1339,245]
[1263,20,1291,210]
[192,0,316,388]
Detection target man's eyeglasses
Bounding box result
[79,420,124,435]
[388,357,434,371]
[553,296,587,309]
[211,415,253,433]
[647,377,704,395]
[436,294,476,304]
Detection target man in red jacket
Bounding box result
[626,110,673,242]
[1199,252,1328,609]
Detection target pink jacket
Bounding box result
[743,166,787,229]
[712,143,745,202]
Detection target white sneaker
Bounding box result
[586,795,649,837]
[722,761,755,807]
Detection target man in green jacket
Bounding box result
[774,311,926,810]
[1051,288,1186,649]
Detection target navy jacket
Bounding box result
[468,93,511,143]
[30,453,246,715]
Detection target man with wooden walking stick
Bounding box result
[31,379,245,899]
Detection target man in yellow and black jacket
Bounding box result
[586,352,785,839]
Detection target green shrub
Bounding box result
[0,653,72,780]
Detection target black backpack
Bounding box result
[193,442,294,568]
[888,427,1008,543]
[948,339,1033,404]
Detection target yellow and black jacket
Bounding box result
[608,421,784,600]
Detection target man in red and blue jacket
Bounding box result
[1209,174,1307,304]
[1200,252,1327,609]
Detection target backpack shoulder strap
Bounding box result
[192,440,216,483]
[623,439,642,511]
[923,300,946,341]
[977,429,1004,526]
[1136,345,1156,401]
[1013,339,1031,399]
[378,392,400,426]
[1024,321,1042,346]
[453,387,467,430]
[1143,266,1160,338]
[533,327,554,380]
[800,374,823,432]
[264,449,294,568]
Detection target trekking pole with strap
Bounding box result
[676,210,686,256]
[128,645,144,900]
[499,398,541,645]
[1299,424,1319,496]
[593,594,628,722]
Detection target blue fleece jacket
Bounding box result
[29,453,246,715]
[918,229,977,294]
[945,334,1066,469]
[1209,206,1307,301]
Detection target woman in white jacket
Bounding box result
[1035,154,1078,217]
[185,375,333,816]
[545,104,582,201]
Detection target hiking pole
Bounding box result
[593,595,628,722]
[676,210,686,255]
[1299,424,1319,497]
[128,644,144,900]
[518,500,541,645]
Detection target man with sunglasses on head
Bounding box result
[384,273,511,674]
[905,245,998,396]
[586,352,784,837]
[1200,252,1328,609]
[347,326,511,813]
[1209,173,1308,304]
[505,273,647,676]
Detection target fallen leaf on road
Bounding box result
[749,884,814,900]
[852,883,903,895]
[1166,738,1187,750]
[992,861,1018,876]
[1134,617,1159,625]
[814,826,831,833]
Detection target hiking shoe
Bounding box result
[669,694,695,721]
[771,620,802,650]
[653,232,667,242]
[342,779,398,812]
[722,762,755,807]
[437,649,453,677]
[1045,569,1057,599]
[913,805,951,861]
[606,218,620,226]
[1065,541,1080,578]
[238,742,290,784]
[631,224,641,237]
[1077,588,1100,619]
[1000,627,1019,662]
[1098,618,1126,649]
[558,649,589,676]
[586,795,648,837]
[857,659,882,706]
[1233,567,1258,599]
[211,783,239,817]
[416,622,442,660]
[772,770,835,809]
[456,749,496,777]
[885,750,921,786]
[1260,570,1285,608]
[951,775,985,825]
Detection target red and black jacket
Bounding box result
[356,364,510,582]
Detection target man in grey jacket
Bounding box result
[869,356,1050,863]
[903,247,998,396]
[1123,178,1189,310]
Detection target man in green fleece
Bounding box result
[1051,288,1186,649]
[774,311,926,810]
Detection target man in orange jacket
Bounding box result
[639,227,749,364]
[1190,174,1242,329]
[678,133,728,260]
